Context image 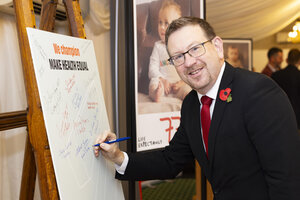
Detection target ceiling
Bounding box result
[206,0,300,41]
[78,0,300,42]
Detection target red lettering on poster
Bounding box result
[160,116,180,142]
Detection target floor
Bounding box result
[141,161,196,200]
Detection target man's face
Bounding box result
[272,52,283,67]
[167,25,224,94]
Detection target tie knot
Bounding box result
[201,96,212,106]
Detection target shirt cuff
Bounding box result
[115,152,128,175]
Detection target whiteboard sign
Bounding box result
[27,28,124,200]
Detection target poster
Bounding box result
[133,0,205,151]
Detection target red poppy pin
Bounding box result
[219,88,232,102]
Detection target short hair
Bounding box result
[165,17,216,46]
[159,0,182,17]
[267,47,282,59]
[287,49,300,65]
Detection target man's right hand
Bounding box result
[94,130,125,166]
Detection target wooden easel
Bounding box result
[10,0,86,199]
[193,162,214,200]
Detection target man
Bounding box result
[272,49,300,129]
[261,47,283,77]
[94,17,300,199]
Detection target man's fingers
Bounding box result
[106,131,117,141]
[99,143,110,151]
[94,129,111,145]
[94,146,100,157]
[94,130,112,157]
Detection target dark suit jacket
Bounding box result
[117,63,300,200]
[271,65,300,129]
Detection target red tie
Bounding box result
[201,96,212,157]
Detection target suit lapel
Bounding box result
[207,64,235,169]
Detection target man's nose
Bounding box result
[184,53,196,67]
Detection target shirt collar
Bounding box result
[197,62,226,101]
[267,63,277,72]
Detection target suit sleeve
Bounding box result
[243,75,300,200]
[115,98,195,181]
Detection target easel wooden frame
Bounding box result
[0,0,87,199]
[193,162,214,200]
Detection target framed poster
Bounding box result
[222,38,253,71]
[132,0,205,152]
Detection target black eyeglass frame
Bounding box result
[168,38,214,67]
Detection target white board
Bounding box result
[26,28,124,200]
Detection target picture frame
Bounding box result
[222,38,253,71]
[132,0,205,152]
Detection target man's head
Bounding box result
[165,17,224,95]
[287,49,300,66]
[165,17,216,47]
[267,47,283,69]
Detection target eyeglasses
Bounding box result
[168,38,213,67]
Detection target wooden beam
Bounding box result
[193,161,202,200]
[20,137,36,200]
[39,0,58,31]
[207,180,214,200]
[193,161,214,200]
[0,110,27,131]
[63,0,86,38]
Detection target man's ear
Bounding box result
[212,36,224,59]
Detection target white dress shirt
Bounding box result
[197,62,225,152]
[267,63,277,72]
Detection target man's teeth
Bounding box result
[190,69,201,75]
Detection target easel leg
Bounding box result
[193,161,214,200]
[207,180,214,200]
[193,161,201,200]
[20,135,36,200]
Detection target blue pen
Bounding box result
[93,137,131,147]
